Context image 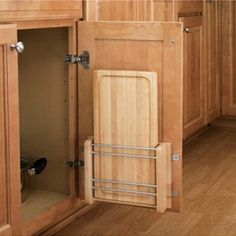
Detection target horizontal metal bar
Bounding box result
[92,186,157,196]
[91,151,157,159]
[92,178,157,188]
[92,143,158,151]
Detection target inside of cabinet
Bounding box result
[18,27,70,222]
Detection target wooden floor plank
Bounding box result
[54,128,236,236]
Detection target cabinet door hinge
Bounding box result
[66,160,84,168]
[65,51,89,69]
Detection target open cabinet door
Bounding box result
[0,25,21,235]
[78,22,183,211]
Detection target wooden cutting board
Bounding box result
[93,70,158,205]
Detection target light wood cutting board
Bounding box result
[93,70,158,205]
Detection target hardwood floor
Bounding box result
[54,128,236,236]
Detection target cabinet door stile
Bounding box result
[0,24,21,236]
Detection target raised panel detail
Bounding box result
[78,22,183,211]
[205,0,220,123]
[0,1,82,21]
[182,17,204,138]
[221,1,236,116]
[178,0,203,15]
[85,0,153,21]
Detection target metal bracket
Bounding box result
[172,154,180,161]
[65,51,90,69]
[66,160,84,168]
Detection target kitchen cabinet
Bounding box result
[1,21,84,236]
[221,1,236,116]
[177,0,203,16]
[1,0,230,235]
[0,17,183,235]
[85,0,203,22]
[0,1,82,21]
[205,0,220,123]
[84,0,205,139]
[181,16,204,139]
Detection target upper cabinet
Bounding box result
[85,0,203,22]
[0,1,83,21]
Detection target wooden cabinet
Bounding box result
[0,18,183,235]
[0,1,214,234]
[85,0,203,22]
[0,1,83,21]
[85,0,153,21]
[221,1,236,116]
[204,0,220,123]
[181,16,204,139]
[0,24,21,236]
[78,21,183,211]
[177,0,203,16]
[84,0,207,139]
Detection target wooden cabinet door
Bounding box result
[0,25,21,235]
[221,1,236,116]
[78,22,183,211]
[177,0,203,16]
[204,0,220,123]
[181,16,204,139]
[85,0,153,21]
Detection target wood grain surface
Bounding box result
[78,21,183,211]
[55,126,236,236]
[0,24,21,236]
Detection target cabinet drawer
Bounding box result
[178,1,203,16]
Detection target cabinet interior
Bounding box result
[18,27,70,222]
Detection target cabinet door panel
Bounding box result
[0,25,21,236]
[0,1,83,21]
[221,1,236,116]
[178,0,203,15]
[85,0,153,21]
[78,21,183,211]
[205,0,220,123]
[181,17,204,139]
